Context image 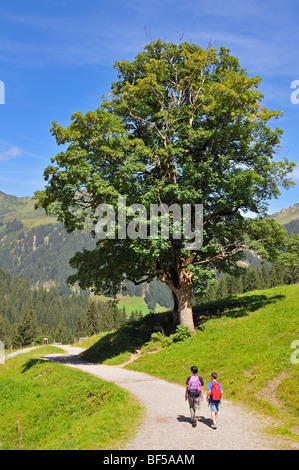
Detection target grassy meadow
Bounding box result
[0,346,143,450]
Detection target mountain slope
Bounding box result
[0,191,95,292]
[0,191,173,307]
[268,203,299,235]
[0,190,57,227]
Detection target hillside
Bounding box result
[269,203,299,225]
[268,203,299,235]
[0,190,56,227]
[78,283,299,442]
[0,191,173,309]
[0,191,88,292]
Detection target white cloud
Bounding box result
[0,146,21,161]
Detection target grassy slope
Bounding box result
[268,202,299,225]
[0,346,143,450]
[79,308,174,365]
[92,294,169,316]
[270,211,299,226]
[118,295,170,315]
[0,191,57,227]
[81,284,299,441]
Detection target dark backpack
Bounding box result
[210,381,222,402]
[188,375,202,396]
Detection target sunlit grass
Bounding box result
[0,346,143,450]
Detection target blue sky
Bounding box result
[0,0,298,215]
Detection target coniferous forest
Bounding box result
[0,268,134,348]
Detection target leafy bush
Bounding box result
[141,324,192,353]
[142,330,173,352]
[171,324,192,342]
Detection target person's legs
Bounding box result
[194,396,201,418]
[188,396,197,426]
[210,404,219,428]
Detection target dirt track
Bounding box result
[42,345,282,450]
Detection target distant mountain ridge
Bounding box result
[0,190,57,228]
[268,203,299,235]
[268,202,299,223]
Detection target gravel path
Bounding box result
[42,345,280,451]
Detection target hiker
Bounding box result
[207,372,223,429]
[185,366,204,427]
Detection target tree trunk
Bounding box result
[172,292,179,332]
[176,284,195,334]
[154,259,195,334]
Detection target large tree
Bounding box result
[35,41,295,333]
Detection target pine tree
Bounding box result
[216,275,230,299]
[261,264,271,289]
[75,314,86,338]
[84,300,100,335]
[99,302,114,332]
[55,319,67,344]
[0,314,11,348]
[14,305,39,347]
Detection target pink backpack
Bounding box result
[188,375,202,396]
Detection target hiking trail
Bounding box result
[41,345,284,450]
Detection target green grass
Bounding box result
[118,295,171,315]
[73,332,111,350]
[118,295,150,315]
[0,346,143,450]
[80,283,299,443]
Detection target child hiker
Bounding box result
[185,366,204,427]
[207,372,223,429]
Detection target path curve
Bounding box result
[42,345,280,450]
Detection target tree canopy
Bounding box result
[35,40,295,333]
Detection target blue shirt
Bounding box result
[207,380,223,404]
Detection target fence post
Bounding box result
[16,415,22,450]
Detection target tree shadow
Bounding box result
[21,358,45,373]
[79,310,173,364]
[193,293,285,329]
[79,292,285,364]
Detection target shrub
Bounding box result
[141,324,192,353]
[171,324,192,342]
[142,330,173,352]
